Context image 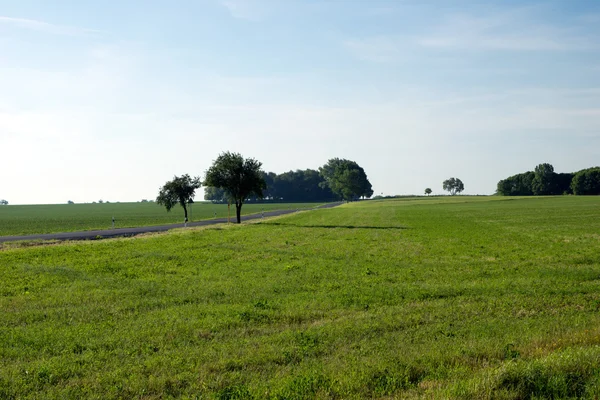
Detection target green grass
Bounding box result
[1,196,600,399]
[0,202,323,236]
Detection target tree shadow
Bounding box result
[259,222,408,230]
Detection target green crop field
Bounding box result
[1,196,600,399]
[0,202,323,237]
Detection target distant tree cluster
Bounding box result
[571,167,600,195]
[0,199,8,205]
[497,163,600,196]
[157,154,373,224]
[204,158,373,203]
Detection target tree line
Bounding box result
[497,163,600,196]
[203,157,373,204]
[157,153,373,223]
[204,169,336,203]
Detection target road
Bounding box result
[0,202,343,244]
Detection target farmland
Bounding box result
[0,202,323,237]
[1,196,600,398]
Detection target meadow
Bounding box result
[1,196,600,399]
[0,202,322,236]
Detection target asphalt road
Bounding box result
[0,202,343,244]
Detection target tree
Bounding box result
[0,199,8,205]
[67,200,74,204]
[156,174,201,221]
[319,158,373,200]
[571,167,600,195]
[424,188,432,196]
[204,152,266,223]
[532,163,557,195]
[443,177,464,195]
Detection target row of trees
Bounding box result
[157,153,373,223]
[497,163,600,196]
[205,159,373,203]
[204,169,336,203]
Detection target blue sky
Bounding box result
[1,0,600,204]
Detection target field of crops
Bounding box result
[1,196,600,398]
[0,202,323,236]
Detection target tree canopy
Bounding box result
[532,163,557,195]
[496,163,576,196]
[156,174,201,221]
[424,188,432,196]
[204,152,266,223]
[571,167,600,195]
[497,172,535,196]
[205,169,337,203]
[443,178,464,195]
[0,199,8,205]
[318,158,373,200]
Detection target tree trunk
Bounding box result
[183,204,188,221]
[236,203,242,224]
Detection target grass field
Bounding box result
[1,196,600,399]
[0,202,323,236]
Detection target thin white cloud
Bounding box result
[345,6,599,61]
[0,16,101,36]
[417,10,598,52]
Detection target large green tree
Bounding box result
[443,177,464,195]
[532,163,557,195]
[204,152,266,223]
[318,158,373,200]
[571,167,600,195]
[156,174,201,222]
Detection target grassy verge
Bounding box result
[1,196,599,398]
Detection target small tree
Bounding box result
[67,200,74,204]
[156,174,201,221]
[0,199,8,205]
[424,188,432,196]
[204,152,266,223]
[443,178,464,195]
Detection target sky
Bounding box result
[1,0,600,204]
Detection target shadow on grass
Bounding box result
[259,222,408,230]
